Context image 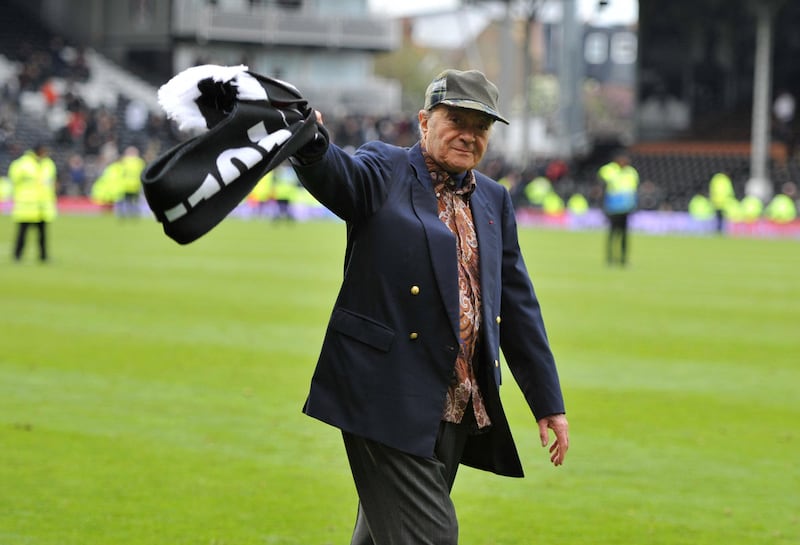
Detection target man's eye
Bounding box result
[446,113,490,132]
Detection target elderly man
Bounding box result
[291,69,569,545]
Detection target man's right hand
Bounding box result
[293,109,330,165]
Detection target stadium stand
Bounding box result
[0,1,798,221]
[0,1,178,199]
[627,141,800,211]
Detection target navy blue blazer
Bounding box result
[292,141,565,477]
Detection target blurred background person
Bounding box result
[65,152,88,196]
[90,145,145,218]
[739,194,764,223]
[688,192,715,222]
[524,171,553,210]
[566,192,589,216]
[115,145,145,219]
[765,182,798,223]
[248,170,275,218]
[598,151,639,266]
[8,142,57,262]
[709,171,735,234]
[271,162,300,223]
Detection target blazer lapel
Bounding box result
[408,147,460,340]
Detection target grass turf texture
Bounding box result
[1,213,797,545]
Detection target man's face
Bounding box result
[419,105,493,173]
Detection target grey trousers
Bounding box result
[342,415,473,545]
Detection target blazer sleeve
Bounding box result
[496,187,566,419]
[291,141,396,222]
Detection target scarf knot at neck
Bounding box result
[421,147,477,198]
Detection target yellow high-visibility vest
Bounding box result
[765,194,797,223]
[8,150,57,222]
[709,172,734,210]
[599,161,639,213]
[688,194,714,220]
[567,193,589,215]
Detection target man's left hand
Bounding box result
[538,413,569,466]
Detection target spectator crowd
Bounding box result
[1,31,798,229]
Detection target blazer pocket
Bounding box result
[330,308,395,352]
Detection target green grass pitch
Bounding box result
[1,213,798,545]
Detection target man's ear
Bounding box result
[418,109,429,136]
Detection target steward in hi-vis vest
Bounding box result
[8,143,57,262]
[597,152,639,266]
[708,171,735,234]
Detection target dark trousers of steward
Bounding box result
[343,405,477,545]
[14,221,48,262]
